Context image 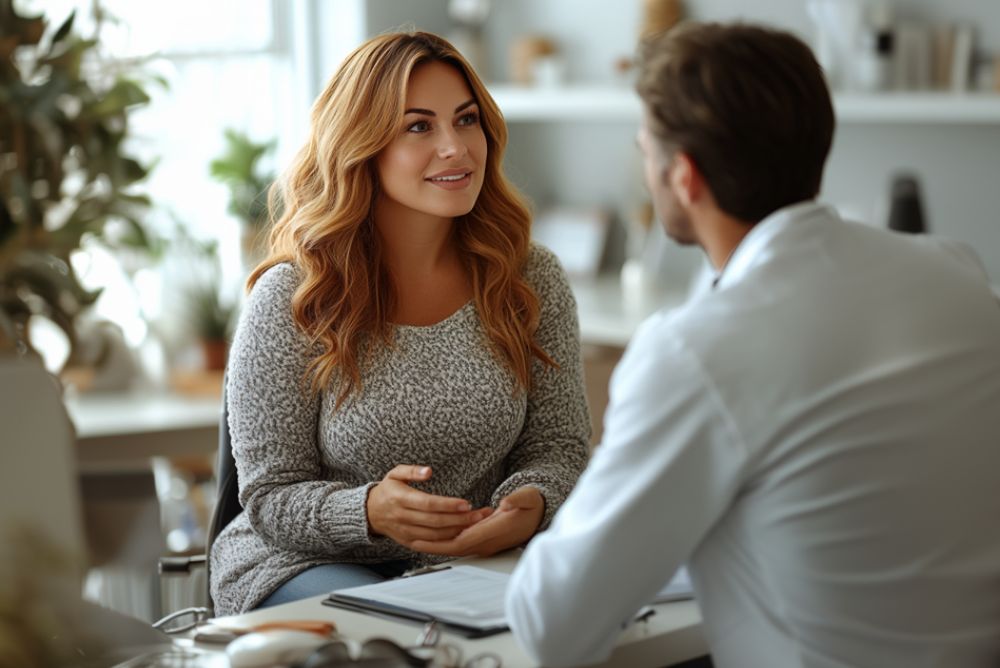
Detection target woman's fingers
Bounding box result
[405,489,472,513]
[499,485,543,512]
[371,466,501,549]
[399,506,492,529]
[411,510,513,556]
[384,464,433,483]
[399,525,467,542]
[383,466,472,513]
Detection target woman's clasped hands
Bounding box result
[366,465,544,557]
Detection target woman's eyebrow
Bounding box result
[404,99,477,116]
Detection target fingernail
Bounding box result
[459,501,471,511]
[419,467,431,476]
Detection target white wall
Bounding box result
[347,0,1000,281]
[486,0,1000,280]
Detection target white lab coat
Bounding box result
[506,201,1000,668]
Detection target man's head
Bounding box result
[635,22,835,243]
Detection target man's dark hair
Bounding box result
[636,22,835,223]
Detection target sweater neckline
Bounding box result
[392,300,475,332]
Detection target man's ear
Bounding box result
[667,152,700,207]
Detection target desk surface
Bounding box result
[194,552,706,668]
[571,276,687,348]
[66,390,221,439]
[65,390,221,469]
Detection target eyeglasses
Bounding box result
[297,622,501,668]
[152,606,210,634]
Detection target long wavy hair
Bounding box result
[249,31,553,405]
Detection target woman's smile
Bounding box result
[425,168,474,190]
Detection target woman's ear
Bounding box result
[668,151,699,207]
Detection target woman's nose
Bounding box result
[437,130,468,160]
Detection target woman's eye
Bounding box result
[406,120,431,133]
[457,111,479,127]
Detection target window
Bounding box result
[24,0,319,371]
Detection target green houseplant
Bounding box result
[170,224,236,372]
[209,128,275,268]
[0,1,157,359]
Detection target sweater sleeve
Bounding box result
[227,264,376,555]
[490,245,591,530]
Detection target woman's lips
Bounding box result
[425,172,472,190]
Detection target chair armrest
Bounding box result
[158,554,207,575]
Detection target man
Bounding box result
[506,22,1000,668]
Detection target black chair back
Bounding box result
[205,379,242,611]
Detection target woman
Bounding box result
[210,30,591,616]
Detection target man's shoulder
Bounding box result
[626,301,720,369]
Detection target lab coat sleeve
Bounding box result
[505,316,750,666]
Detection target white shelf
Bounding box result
[834,92,1000,123]
[489,85,641,122]
[488,85,1000,125]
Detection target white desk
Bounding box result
[571,276,687,348]
[191,552,707,668]
[65,390,221,471]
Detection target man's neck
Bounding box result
[696,209,756,271]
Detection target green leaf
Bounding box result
[51,10,76,45]
[112,214,151,249]
[116,157,150,185]
[88,79,150,117]
[1,1,158,347]
[117,192,152,207]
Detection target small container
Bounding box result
[509,35,557,85]
[857,29,894,91]
[886,174,927,234]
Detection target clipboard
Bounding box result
[322,566,510,639]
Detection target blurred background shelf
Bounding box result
[489,84,641,121]
[490,85,1000,124]
[835,92,1000,123]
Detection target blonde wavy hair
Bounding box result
[249,30,553,405]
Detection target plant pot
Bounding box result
[200,338,228,372]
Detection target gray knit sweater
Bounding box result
[210,245,591,615]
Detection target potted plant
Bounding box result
[184,273,236,372]
[0,4,160,663]
[0,1,158,360]
[209,128,276,270]
[176,230,236,372]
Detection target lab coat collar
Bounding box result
[713,200,838,290]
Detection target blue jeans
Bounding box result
[255,561,410,610]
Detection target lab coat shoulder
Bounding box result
[606,300,748,458]
[506,302,752,666]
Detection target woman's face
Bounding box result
[376,61,487,222]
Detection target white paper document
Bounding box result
[327,566,510,633]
